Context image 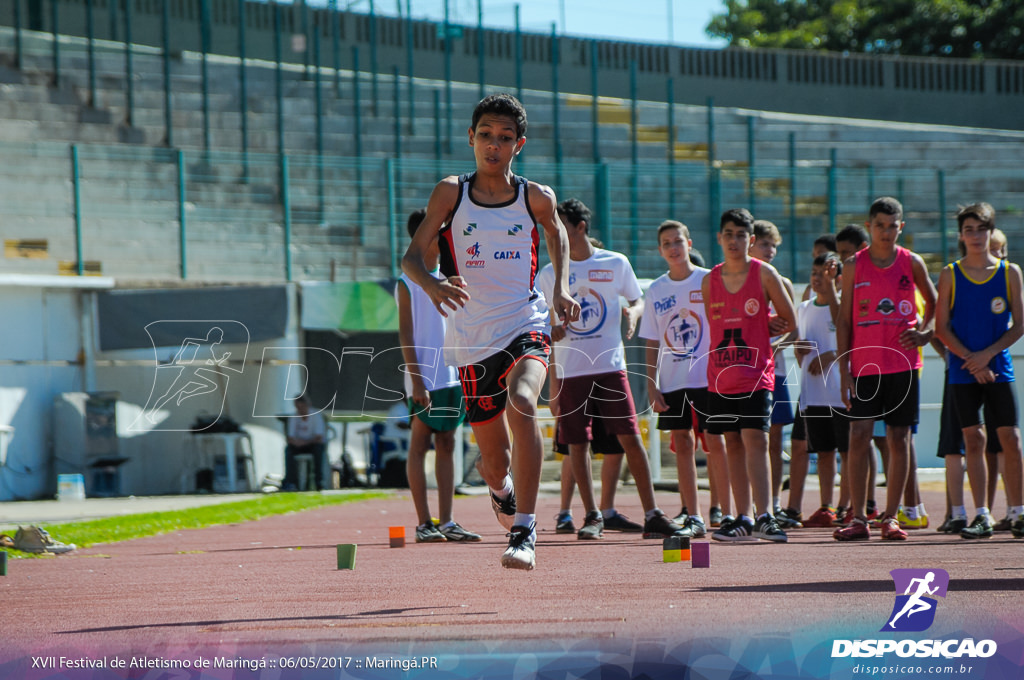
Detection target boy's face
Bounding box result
[468,114,525,172]
[835,240,861,263]
[809,264,829,294]
[718,222,754,260]
[866,212,903,250]
[658,227,691,266]
[750,236,778,263]
[959,217,992,255]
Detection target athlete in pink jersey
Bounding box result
[702,208,796,543]
[835,197,936,543]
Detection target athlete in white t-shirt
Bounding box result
[640,220,729,537]
[537,198,684,541]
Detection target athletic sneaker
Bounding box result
[754,514,788,543]
[709,506,724,527]
[415,522,447,543]
[712,516,756,542]
[897,508,929,530]
[943,517,968,534]
[603,512,643,533]
[832,507,849,527]
[679,515,707,538]
[1011,518,1024,539]
[641,510,686,539]
[802,506,837,528]
[12,525,76,554]
[865,503,881,522]
[672,507,689,525]
[500,524,536,571]
[993,516,1012,532]
[577,511,604,540]
[880,515,908,541]
[490,489,517,531]
[776,508,803,529]
[960,514,994,539]
[833,518,870,542]
[554,512,576,534]
[438,522,482,542]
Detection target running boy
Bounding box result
[396,208,480,543]
[538,200,684,540]
[402,93,580,570]
[641,220,727,539]
[935,202,1024,539]
[703,208,797,542]
[834,197,936,542]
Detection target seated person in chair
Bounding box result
[284,395,326,491]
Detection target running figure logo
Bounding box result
[881,568,949,632]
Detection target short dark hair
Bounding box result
[720,208,755,233]
[657,220,690,242]
[472,93,527,139]
[557,198,592,231]
[813,234,837,252]
[869,196,903,222]
[752,220,781,245]
[813,252,842,276]
[836,224,869,247]
[406,208,427,239]
[955,202,995,232]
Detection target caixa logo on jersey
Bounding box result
[832,568,997,659]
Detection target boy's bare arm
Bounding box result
[396,282,429,406]
[762,264,796,335]
[836,257,857,409]
[901,254,938,349]
[645,341,668,412]
[529,182,580,325]
[401,177,468,316]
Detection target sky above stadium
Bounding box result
[368,0,728,49]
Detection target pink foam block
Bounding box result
[691,541,710,568]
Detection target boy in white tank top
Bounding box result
[401,94,580,571]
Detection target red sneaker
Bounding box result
[803,506,838,528]
[833,518,870,541]
[880,515,908,541]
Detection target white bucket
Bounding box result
[57,473,86,501]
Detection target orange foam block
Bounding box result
[388,526,406,548]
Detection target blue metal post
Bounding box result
[282,155,293,281]
[747,116,756,214]
[238,0,249,180]
[200,0,211,151]
[125,0,134,125]
[178,150,188,279]
[597,163,612,249]
[828,148,838,233]
[667,77,675,218]
[630,59,638,260]
[300,0,309,79]
[433,88,442,165]
[50,0,59,86]
[386,158,398,277]
[393,66,401,158]
[315,21,324,215]
[275,3,285,175]
[477,0,485,99]
[13,0,22,69]
[591,41,599,163]
[514,4,522,103]
[370,0,379,116]
[868,164,875,203]
[443,0,452,154]
[330,0,340,94]
[552,23,561,185]
[86,0,96,106]
[789,132,797,277]
[353,47,362,159]
[405,0,414,134]
[71,145,83,276]
[162,0,173,146]
[706,97,715,166]
[938,170,948,262]
[108,0,117,41]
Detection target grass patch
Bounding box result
[5,491,386,557]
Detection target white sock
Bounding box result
[952,505,967,519]
[558,508,572,517]
[916,503,927,516]
[903,506,918,520]
[645,508,661,521]
[977,506,991,519]
[489,475,513,500]
[1008,506,1024,521]
[513,512,536,530]
[772,497,781,513]
[601,508,617,520]
[439,520,456,530]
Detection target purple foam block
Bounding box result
[691,541,710,568]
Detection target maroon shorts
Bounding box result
[555,370,641,445]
